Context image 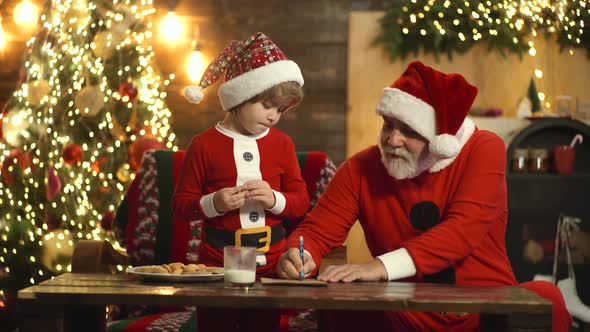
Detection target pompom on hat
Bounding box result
[184,32,304,110]
[376,61,478,159]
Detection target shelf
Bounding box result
[507,173,590,180]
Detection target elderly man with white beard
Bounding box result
[276,61,571,332]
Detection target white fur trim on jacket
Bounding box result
[267,190,286,215]
[200,192,223,218]
[429,117,475,173]
[218,60,304,111]
[375,87,436,141]
[376,247,417,281]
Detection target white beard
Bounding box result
[378,144,437,180]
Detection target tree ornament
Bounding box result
[69,62,78,74]
[1,148,33,185]
[63,6,90,30]
[114,5,135,31]
[74,85,105,117]
[118,81,138,101]
[44,211,61,231]
[116,163,131,182]
[127,108,138,130]
[92,29,125,60]
[128,137,165,170]
[61,143,83,165]
[2,109,31,147]
[26,79,52,106]
[101,211,115,231]
[110,115,127,141]
[41,231,74,273]
[45,166,62,202]
[91,156,106,173]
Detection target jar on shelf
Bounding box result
[511,149,529,173]
[528,148,549,173]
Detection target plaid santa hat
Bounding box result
[184,32,304,110]
[376,61,478,158]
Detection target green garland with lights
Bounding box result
[374,0,590,61]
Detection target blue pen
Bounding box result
[299,235,305,281]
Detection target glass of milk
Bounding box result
[223,246,257,289]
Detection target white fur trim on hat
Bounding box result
[429,117,475,172]
[375,88,436,141]
[184,85,204,104]
[429,134,460,158]
[218,60,304,111]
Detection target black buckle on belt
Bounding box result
[205,224,285,253]
[236,226,271,252]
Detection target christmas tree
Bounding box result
[528,78,541,114]
[0,0,176,298]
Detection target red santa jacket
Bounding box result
[288,128,517,286]
[172,124,309,273]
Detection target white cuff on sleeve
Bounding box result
[199,192,223,218]
[267,190,286,215]
[376,248,417,281]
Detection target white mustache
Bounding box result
[381,146,411,159]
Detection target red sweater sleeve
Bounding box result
[171,136,209,221]
[273,138,310,219]
[403,134,507,275]
[286,159,358,268]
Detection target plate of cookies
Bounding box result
[128,263,224,282]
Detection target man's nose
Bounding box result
[387,129,404,147]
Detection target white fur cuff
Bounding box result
[376,247,417,281]
[267,190,286,215]
[200,192,223,218]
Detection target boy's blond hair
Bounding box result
[229,82,303,113]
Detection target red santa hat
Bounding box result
[376,61,478,158]
[184,32,304,110]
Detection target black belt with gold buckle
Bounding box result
[205,224,285,253]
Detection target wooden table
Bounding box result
[17,273,553,332]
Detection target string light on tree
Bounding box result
[0,0,177,297]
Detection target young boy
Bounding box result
[172,32,309,332]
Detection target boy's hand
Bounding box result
[212,186,246,213]
[243,180,275,209]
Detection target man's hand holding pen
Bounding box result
[276,246,316,280]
